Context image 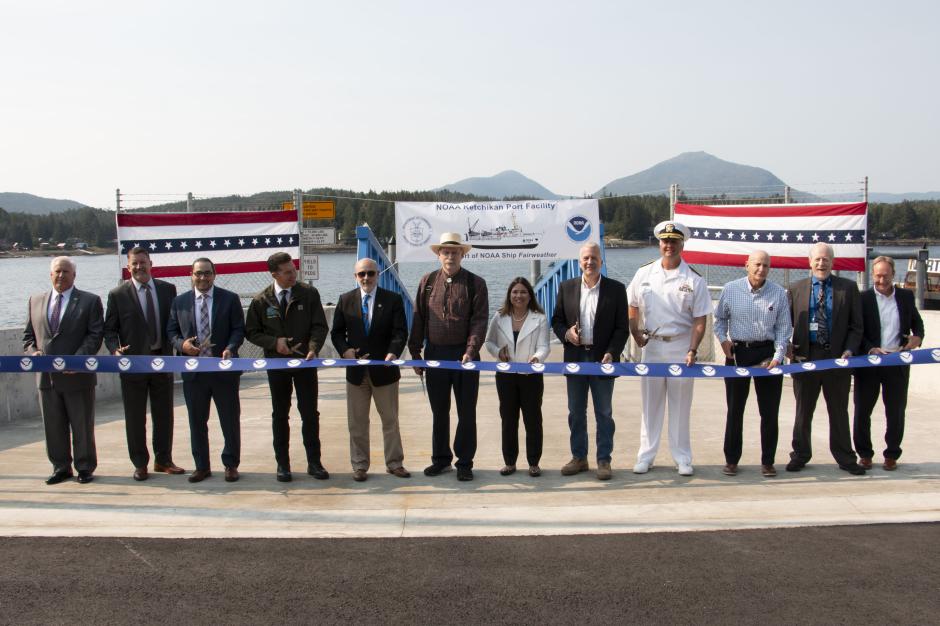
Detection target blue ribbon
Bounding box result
[3,349,939,378]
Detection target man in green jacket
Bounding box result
[246,252,329,482]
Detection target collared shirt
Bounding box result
[408,267,488,359]
[627,259,712,336]
[578,276,601,345]
[809,275,833,343]
[273,282,291,307]
[875,288,901,351]
[132,277,160,321]
[47,286,74,327]
[359,286,376,321]
[194,287,214,327]
[714,276,792,363]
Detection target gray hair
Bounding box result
[808,242,834,260]
[50,256,75,272]
[871,255,896,272]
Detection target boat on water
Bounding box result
[465,215,542,249]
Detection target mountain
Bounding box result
[437,170,562,200]
[0,192,88,214]
[825,191,940,203]
[595,151,787,198]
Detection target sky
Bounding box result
[2,0,938,209]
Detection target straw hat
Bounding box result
[430,231,472,254]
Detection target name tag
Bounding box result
[809,322,819,332]
[266,306,279,319]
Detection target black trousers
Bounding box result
[790,345,856,466]
[425,343,479,469]
[853,364,910,460]
[119,372,175,468]
[183,372,241,471]
[495,372,544,466]
[723,344,781,466]
[267,367,320,467]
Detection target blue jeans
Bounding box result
[566,374,615,462]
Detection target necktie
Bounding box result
[49,293,62,335]
[362,293,371,334]
[198,294,211,356]
[279,289,289,318]
[816,282,830,346]
[143,283,159,347]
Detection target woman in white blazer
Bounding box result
[484,277,550,477]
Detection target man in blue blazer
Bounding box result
[167,258,245,483]
[853,256,924,471]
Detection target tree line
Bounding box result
[0,206,115,248]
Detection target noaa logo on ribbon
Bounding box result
[635,364,649,375]
[702,366,716,377]
[867,355,882,365]
[496,362,511,371]
[85,357,98,371]
[530,363,545,373]
[119,358,133,372]
[19,358,33,371]
[356,359,371,365]
[769,367,783,375]
[402,216,432,246]
[150,358,165,371]
[461,362,477,370]
[392,359,405,365]
[322,359,336,366]
[735,367,750,376]
[600,363,615,375]
[801,362,816,371]
[185,358,199,370]
[53,358,66,371]
[218,360,233,370]
[565,215,592,242]
[253,359,267,369]
[287,359,302,368]
[668,364,683,376]
[931,349,940,362]
[427,360,441,368]
[900,351,914,364]
[565,363,580,374]
[835,358,849,367]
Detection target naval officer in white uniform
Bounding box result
[627,221,712,476]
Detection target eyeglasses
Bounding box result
[356,270,377,278]
[193,271,214,277]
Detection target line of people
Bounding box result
[22,221,923,485]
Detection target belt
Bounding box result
[648,334,676,342]
[580,344,593,351]
[732,340,773,349]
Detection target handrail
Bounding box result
[534,224,606,322]
[356,225,415,330]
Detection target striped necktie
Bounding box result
[198,293,211,355]
[362,293,370,334]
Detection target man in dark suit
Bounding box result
[245,252,329,482]
[330,257,410,482]
[104,246,184,481]
[786,242,866,475]
[551,241,628,481]
[853,255,924,471]
[167,257,245,483]
[23,256,104,485]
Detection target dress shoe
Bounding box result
[456,466,474,481]
[386,466,411,478]
[633,461,652,474]
[76,470,94,484]
[307,463,330,480]
[883,457,898,471]
[423,463,452,477]
[528,465,541,477]
[154,462,186,475]
[858,457,873,470]
[785,460,805,472]
[722,463,738,476]
[596,460,612,481]
[677,463,694,476]
[276,465,292,482]
[761,464,777,477]
[499,465,516,476]
[352,469,368,482]
[45,470,73,485]
[561,457,589,476]
[133,466,149,481]
[188,469,212,483]
[838,462,867,476]
[224,467,239,482]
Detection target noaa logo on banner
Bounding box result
[600,363,615,375]
[151,358,165,371]
[402,216,432,247]
[356,359,371,365]
[530,363,545,373]
[392,359,405,365]
[735,367,750,376]
[931,349,940,362]
[867,355,882,365]
[565,215,592,242]
[835,358,849,367]
[900,352,914,364]
[322,359,336,366]
[801,362,816,371]
[565,363,581,374]
[496,362,511,372]
[635,364,649,376]
[218,360,233,370]
[287,359,302,368]
[85,358,98,371]
[19,358,32,371]
[702,366,716,377]
[668,364,683,376]
[185,359,199,370]
[53,358,66,371]
[119,358,133,372]
[427,360,441,368]
[769,367,783,375]
[253,359,267,369]
[461,362,476,370]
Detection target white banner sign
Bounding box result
[394,199,600,263]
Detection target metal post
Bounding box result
[387,236,396,266]
[861,247,871,291]
[784,185,790,203]
[294,188,304,274]
[186,192,193,212]
[115,188,122,211]
[530,260,541,287]
[916,247,928,310]
[669,183,677,219]
[862,176,869,287]
[863,175,869,203]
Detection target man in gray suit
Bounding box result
[23,256,104,484]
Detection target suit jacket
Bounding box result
[104,278,177,359]
[484,310,551,363]
[859,287,924,353]
[551,275,628,363]
[167,286,245,381]
[788,275,863,359]
[330,286,408,386]
[23,287,104,391]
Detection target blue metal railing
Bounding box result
[534,224,606,322]
[356,225,415,329]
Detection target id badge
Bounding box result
[809,322,819,332]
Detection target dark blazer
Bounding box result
[23,288,104,391]
[551,275,628,363]
[859,287,924,353]
[104,278,177,358]
[167,286,245,380]
[788,275,863,359]
[330,286,408,386]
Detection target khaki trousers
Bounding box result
[346,373,404,471]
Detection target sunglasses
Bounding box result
[356,270,377,278]
[193,271,214,277]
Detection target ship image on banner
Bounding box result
[465,214,542,249]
